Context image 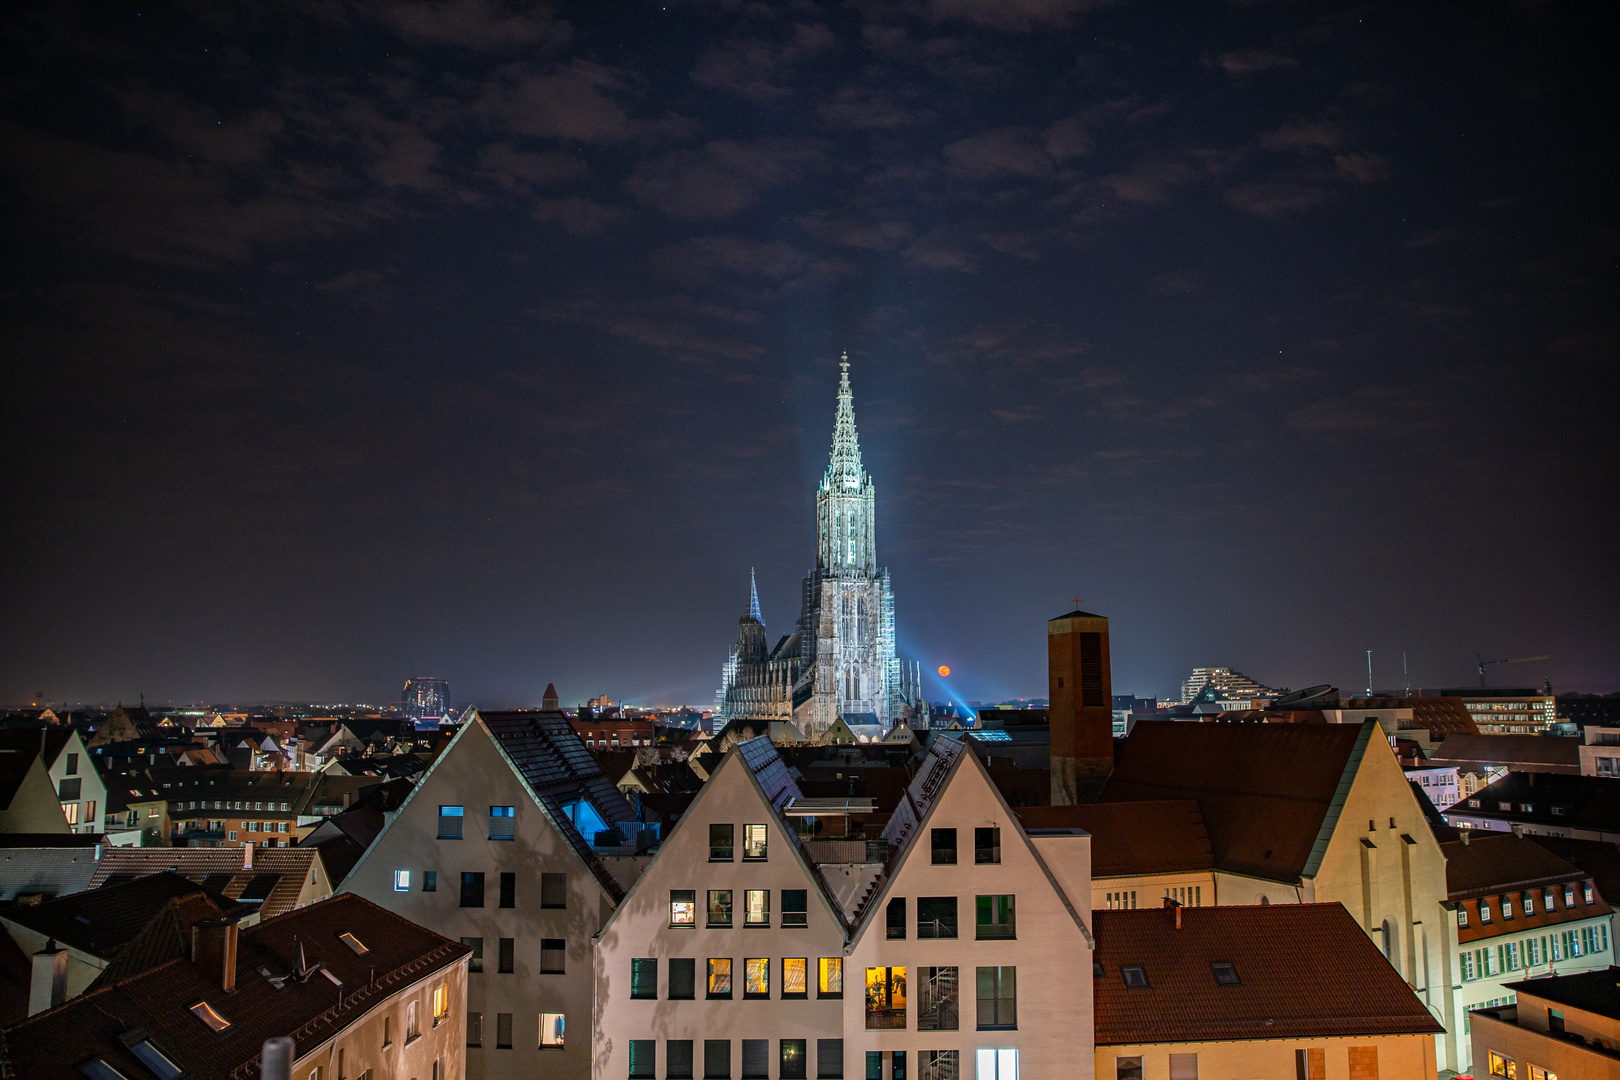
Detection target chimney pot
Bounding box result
[1460,829,1470,846]
[243,842,254,869]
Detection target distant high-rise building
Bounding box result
[1178,666,1277,704]
[401,676,449,721]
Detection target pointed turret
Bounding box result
[825,352,866,491]
[541,683,559,711]
[749,568,763,625]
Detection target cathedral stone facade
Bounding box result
[713,358,903,741]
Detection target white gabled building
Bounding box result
[594,736,1096,1080]
[343,709,644,1080]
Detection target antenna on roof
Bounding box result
[1403,652,1409,697]
[1365,651,1372,698]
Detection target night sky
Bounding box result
[3,1,1615,709]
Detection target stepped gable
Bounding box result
[1093,903,1444,1045]
[1099,721,1370,882]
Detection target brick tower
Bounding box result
[1049,608,1114,805]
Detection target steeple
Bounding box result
[825,352,865,491]
[749,567,763,625]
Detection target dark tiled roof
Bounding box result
[1503,966,1620,1022]
[1429,734,1581,771]
[1093,903,1443,1045]
[0,834,102,848]
[91,892,227,985]
[1443,832,1585,897]
[1343,697,1478,736]
[88,849,322,918]
[1100,722,1371,882]
[1016,800,1213,877]
[0,872,231,959]
[0,894,469,1080]
[1455,772,1620,832]
[1526,836,1620,909]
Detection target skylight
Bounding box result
[126,1038,181,1080]
[322,968,343,987]
[1211,962,1241,986]
[188,1000,231,1033]
[76,1061,133,1080]
[1120,965,1149,989]
[339,932,369,955]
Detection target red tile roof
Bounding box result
[1093,903,1443,1045]
[0,893,469,1080]
[1016,800,1213,877]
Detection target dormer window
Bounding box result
[1457,907,1468,928]
[1480,902,1492,924]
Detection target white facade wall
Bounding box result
[846,751,1095,1080]
[594,751,846,1080]
[47,731,105,835]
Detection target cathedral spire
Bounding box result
[826,351,864,490]
[749,567,762,624]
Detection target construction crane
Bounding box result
[1477,653,1551,688]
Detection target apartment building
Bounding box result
[153,767,322,846]
[1093,903,1442,1079]
[42,729,106,835]
[1470,968,1620,1079]
[595,736,1096,1080]
[344,709,641,1080]
[1441,831,1615,1072]
[0,893,470,1080]
[1444,772,1620,843]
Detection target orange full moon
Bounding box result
[937,665,951,677]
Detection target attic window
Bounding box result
[339,932,369,955]
[122,1035,181,1080]
[1120,965,1149,989]
[1551,806,1567,816]
[1210,962,1240,986]
[189,1000,232,1032]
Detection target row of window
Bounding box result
[883,896,1015,941]
[864,966,1016,1032]
[710,824,770,862]
[391,869,569,909]
[173,819,290,834]
[62,800,97,827]
[461,936,567,974]
[438,805,517,841]
[467,1011,565,1049]
[1485,1049,1558,1080]
[1458,882,1596,927]
[1460,924,1608,980]
[629,957,842,1000]
[671,890,809,929]
[173,799,293,812]
[626,1038,845,1080]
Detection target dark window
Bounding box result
[976,966,1016,1030]
[742,1040,769,1080]
[710,823,734,861]
[632,958,659,999]
[498,937,514,974]
[629,1040,656,1080]
[708,889,733,927]
[668,1041,695,1080]
[461,872,485,907]
[1211,962,1240,986]
[783,889,808,928]
[495,1012,512,1049]
[461,937,483,973]
[438,805,464,839]
[890,1051,906,1080]
[422,871,437,892]
[817,1039,843,1080]
[975,827,1001,864]
[1079,631,1105,707]
[867,1052,882,1080]
[540,938,565,974]
[499,872,515,908]
[886,897,906,939]
[917,966,959,1031]
[1121,965,1148,989]
[781,1039,808,1080]
[488,805,515,841]
[1117,1057,1144,1080]
[65,754,78,776]
[58,778,81,801]
[467,1012,482,1047]
[1549,1008,1565,1033]
[931,828,957,865]
[669,957,696,1000]
[704,1039,731,1079]
[1094,961,1105,978]
[541,872,567,908]
[976,894,1015,939]
[918,897,958,939]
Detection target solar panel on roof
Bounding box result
[738,737,800,810]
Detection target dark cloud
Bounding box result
[1223,178,1328,217]
[624,139,826,218]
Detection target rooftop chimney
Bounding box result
[243,842,254,870]
[192,918,241,992]
[1460,829,1470,846]
[29,940,67,1016]
[1049,608,1114,805]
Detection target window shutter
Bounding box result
[742,1040,769,1079]
[704,1039,731,1079]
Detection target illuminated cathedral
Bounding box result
[713,356,915,740]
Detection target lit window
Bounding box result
[340,932,368,955]
[488,805,515,841]
[975,1048,1018,1079]
[743,823,768,860]
[1523,895,1535,915]
[393,870,410,892]
[189,1000,232,1032]
[1458,907,1468,928]
[433,984,449,1023]
[539,1012,565,1048]
[707,889,733,927]
[864,967,906,1029]
[745,889,770,927]
[783,958,808,999]
[670,890,697,927]
[707,958,733,999]
[437,805,464,840]
[745,958,770,999]
[817,957,843,998]
[407,1000,420,1040]
[1585,883,1595,904]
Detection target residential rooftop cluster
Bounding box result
[3,622,1620,1080]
